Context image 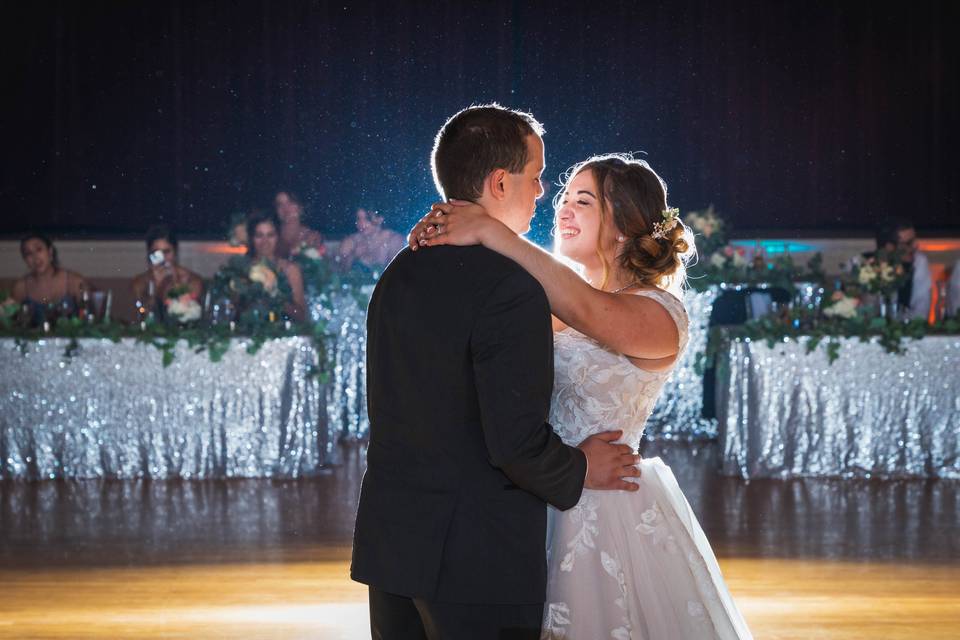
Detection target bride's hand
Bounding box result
[407,201,494,251]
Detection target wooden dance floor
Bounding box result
[2,442,958,639]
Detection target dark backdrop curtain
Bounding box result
[2,0,957,240]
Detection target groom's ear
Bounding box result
[487,168,509,201]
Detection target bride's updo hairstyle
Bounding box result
[556,154,694,292]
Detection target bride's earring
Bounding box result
[617,234,625,242]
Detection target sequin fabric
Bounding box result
[0,337,334,480]
[646,287,719,439]
[718,336,960,478]
[311,289,371,441]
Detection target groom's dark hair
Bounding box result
[431,104,544,201]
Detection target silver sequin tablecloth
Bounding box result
[0,337,335,480]
[646,286,718,440]
[717,336,960,479]
[311,289,371,441]
[307,285,720,443]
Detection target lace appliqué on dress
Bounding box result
[559,494,600,572]
[601,551,633,639]
[542,602,571,639]
[543,289,751,639]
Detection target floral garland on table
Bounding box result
[708,314,959,369]
[681,205,956,367]
[0,316,330,377]
[690,238,957,367]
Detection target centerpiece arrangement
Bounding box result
[208,255,293,327]
[683,207,956,364]
[0,257,329,373]
[683,206,825,295]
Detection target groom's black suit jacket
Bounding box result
[351,245,587,605]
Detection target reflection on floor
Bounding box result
[1,442,958,639]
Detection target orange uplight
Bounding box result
[202,243,247,255]
[918,240,960,252]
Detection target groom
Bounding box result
[351,104,640,639]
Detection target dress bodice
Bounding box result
[548,288,689,451]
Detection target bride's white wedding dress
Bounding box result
[542,288,752,640]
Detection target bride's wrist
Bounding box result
[481,217,511,247]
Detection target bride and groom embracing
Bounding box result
[351,104,752,639]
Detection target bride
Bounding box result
[409,154,752,640]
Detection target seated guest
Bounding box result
[274,190,325,259]
[11,233,90,326]
[335,208,405,271]
[247,211,307,321]
[227,212,249,247]
[131,225,204,316]
[949,260,960,318]
[873,217,932,321]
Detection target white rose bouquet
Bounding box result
[823,291,860,319]
[166,294,202,323]
[710,245,750,269]
[163,284,202,324]
[851,252,906,297]
[683,205,726,257]
[249,263,279,296]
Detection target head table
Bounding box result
[717,335,960,479]
[0,337,336,480]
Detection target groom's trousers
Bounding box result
[369,587,543,640]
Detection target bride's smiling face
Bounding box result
[554,169,617,266]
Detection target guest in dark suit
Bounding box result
[351,105,639,640]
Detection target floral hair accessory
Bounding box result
[651,207,680,240]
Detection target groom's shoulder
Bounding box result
[392,244,532,284]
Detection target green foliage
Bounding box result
[708,314,958,367]
[208,255,293,324]
[686,250,825,294]
[0,316,330,378]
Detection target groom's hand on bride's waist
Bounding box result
[577,430,641,492]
